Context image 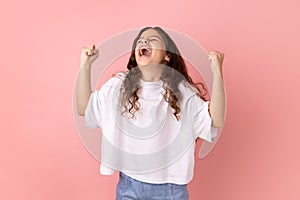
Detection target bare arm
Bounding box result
[76,44,99,116]
[208,51,226,128]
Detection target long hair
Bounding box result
[115,27,208,122]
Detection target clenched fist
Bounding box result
[208,51,225,77]
[80,44,100,67]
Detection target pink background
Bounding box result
[1,0,300,199]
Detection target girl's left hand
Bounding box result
[208,51,225,77]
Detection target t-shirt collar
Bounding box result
[139,78,163,87]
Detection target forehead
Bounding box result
[139,29,162,39]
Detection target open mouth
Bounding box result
[139,46,152,56]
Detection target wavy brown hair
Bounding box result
[115,27,208,122]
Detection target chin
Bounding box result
[136,61,150,67]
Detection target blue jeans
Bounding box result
[116,171,189,200]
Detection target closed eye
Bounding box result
[137,39,143,44]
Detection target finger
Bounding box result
[214,53,222,60]
[89,45,97,55]
[91,49,98,57]
[89,47,96,56]
[210,51,222,57]
[86,50,92,56]
[217,52,224,57]
[208,56,215,62]
[83,45,94,55]
[209,54,217,59]
[210,53,219,60]
[86,49,94,56]
[88,44,95,51]
[93,47,98,54]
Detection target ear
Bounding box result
[164,54,170,62]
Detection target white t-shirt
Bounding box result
[85,72,218,184]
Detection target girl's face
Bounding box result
[135,29,169,66]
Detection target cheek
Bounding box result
[151,41,166,51]
[134,50,139,58]
[152,44,164,51]
[153,49,166,59]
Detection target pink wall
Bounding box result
[1,0,300,199]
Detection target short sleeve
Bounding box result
[190,95,219,143]
[84,90,103,129]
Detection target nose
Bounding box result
[142,39,148,45]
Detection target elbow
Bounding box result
[212,124,223,128]
[212,119,224,128]
[77,111,85,116]
[77,106,86,116]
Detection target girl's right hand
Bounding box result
[80,44,99,67]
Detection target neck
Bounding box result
[138,64,163,82]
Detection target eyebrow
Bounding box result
[138,35,163,40]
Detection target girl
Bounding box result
[77,27,225,200]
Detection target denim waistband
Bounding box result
[117,171,189,199]
[119,171,187,186]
